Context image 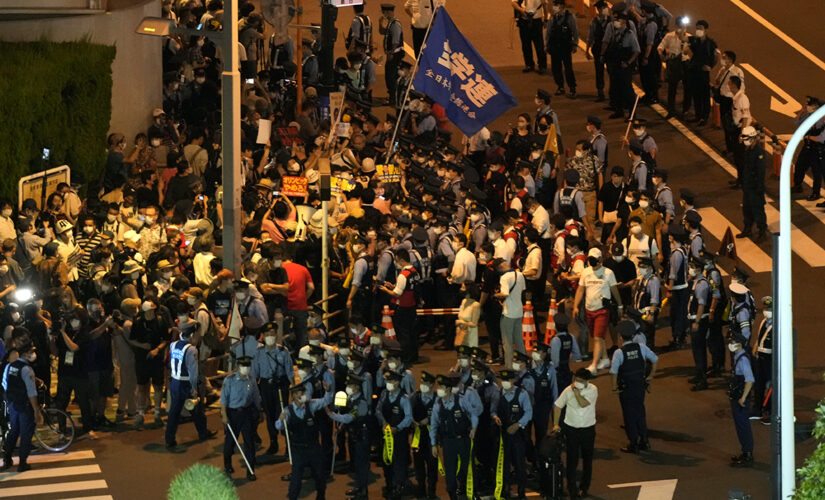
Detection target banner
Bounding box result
[331,176,356,195]
[281,176,309,197]
[276,126,302,146]
[18,165,71,210]
[376,163,402,182]
[411,7,517,137]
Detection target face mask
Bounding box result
[471,373,481,382]
[339,348,350,357]
[574,381,586,389]
[1,209,12,218]
[470,213,482,223]
[345,386,356,396]
[141,302,153,312]
[633,128,645,137]
[588,257,600,267]
[625,196,634,204]
[70,319,81,329]
[728,343,738,352]
[302,393,311,403]
[162,271,173,280]
[501,381,512,390]
[638,200,649,210]
[512,362,521,371]
[298,369,308,379]
[144,216,155,226]
[613,255,624,262]
[264,336,277,347]
[695,29,705,37]
[11,312,20,322]
[236,292,247,301]
[639,266,652,276]
[385,382,396,392]
[239,366,251,376]
[177,315,188,324]
[459,358,470,368]
[451,386,460,394]
[309,339,320,347]
[370,336,382,345]
[420,384,430,394]
[532,351,543,362]
[347,360,357,370]
[273,259,282,267]
[186,297,197,306]
[574,150,585,158]
[613,20,622,29]
[630,225,643,235]
[101,284,113,293]
[765,311,773,319]
[689,268,699,277]
[196,77,206,84]
[436,387,447,398]
[552,5,560,13]
[487,231,498,241]
[388,361,398,371]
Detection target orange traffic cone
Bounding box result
[381,305,397,341]
[544,298,558,344]
[522,301,537,353]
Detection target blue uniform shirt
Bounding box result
[329,391,371,424]
[376,367,415,395]
[230,335,262,364]
[631,159,648,192]
[550,331,582,365]
[734,305,753,342]
[609,341,659,374]
[304,365,336,394]
[275,391,334,430]
[516,369,536,400]
[429,394,480,446]
[220,373,262,409]
[492,387,533,428]
[376,390,413,429]
[532,360,560,402]
[252,344,294,381]
[733,351,755,383]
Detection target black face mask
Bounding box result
[587,257,600,267]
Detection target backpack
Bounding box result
[503,226,525,268]
[13,235,33,277]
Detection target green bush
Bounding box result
[0,40,115,201]
[167,463,239,500]
[795,374,825,498]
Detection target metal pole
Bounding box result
[222,0,242,276]
[277,390,293,464]
[295,0,303,112]
[225,422,254,473]
[777,105,825,498]
[771,233,780,500]
[322,199,329,328]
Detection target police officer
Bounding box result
[277,382,333,500]
[735,126,768,243]
[752,296,773,423]
[327,373,372,500]
[411,371,438,499]
[166,322,214,451]
[380,3,404,100]
[604,10,640,119]
[586,2,611,101]
[377,370,413,500]
[545,0,578,98]
[686,258,712,391]
[666,223,690,350]
[550,312,580,393]
[430,374,479,500]
[492,369,532,500]
[652,169,674,225]
[513,350,535,401]
[469,358,500,496]
[702,251,727,377]
[1,343,41,472]
[377,348,416,395]
[530,341,560,449]
[728,282,754,344]
[727,333,754,467]
[347,234,374,323]
[305,344,336,477]
[513,0,547,74]
[632,257,661,348]
[791,96,825,199]
[221,356,262,480]
[253,322,294,455]
[610,320,658,453]
[684,211,704,259]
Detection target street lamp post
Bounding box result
[777,105,825,499]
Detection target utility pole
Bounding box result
[319,1,338,90]
[221,0,242,275]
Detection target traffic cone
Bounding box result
[381,305,397,341]
[544,298,558,344]
[522,301,537,353]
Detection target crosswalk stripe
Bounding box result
[11,450,95,465]
[57,497,114,500]
[0,479,108,498]
[0,464,101,482]
[697,207,773,273]
[764,203,825,267]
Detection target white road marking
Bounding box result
[61,497,114,500]
[608,479,678,500]
[0,479,108,498]
[0,464,101,482]
[11,450,95,465]
[728,0,825,73]
[740,63,801,118]
[698,208,773,273]
[764,203,825,267]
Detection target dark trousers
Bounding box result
[473,420,496,494]
[550,46,576,90]
[287,309,309,348]
[443,436,471,498]
[608,63,634,114]
[664,58,684,112]
[385,53,404,99]
[593,52,605,93]
[619,386,647,444]
[753,353,772,415]
[708,317,726,370]
[518,19,546,70]
[223,406,256,470]
[55,373,93,433]
[794,145,824,194]
[165,379,207,446]
[527,278,545,311]
[564,425,595,495]
[288,443,327,500]
[669,288,690,341]
[259,379,287,451]
[483,300,503,359]
[349,430,371,493]
[435,277,458,344]
[394,306,418,364]
[691,318,710,378]
[414,428,438,495]
[730,399,754,453]
[3,402,35,463]
[718,95,739,154]
[317,412,333,476]
[742,189,768,231]
[412,27,427,55]
[383,429,410,490]
[556,365,572,395]
[502,428,527,495]
[639,52,660,99]
[684,69,711,120]
[639,314,658,349]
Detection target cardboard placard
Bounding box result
[281,176,309,197]
[376,163,402,182]
[256,119,272,144]
[330,176,356,195]
[275,126,302,146]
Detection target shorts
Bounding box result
[585,308,610,339]
[135,357,165,386]
[87,370,115,399]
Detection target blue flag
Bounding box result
[412,7,518,137]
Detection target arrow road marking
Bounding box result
[608,479,678,500]
[740,63,801,118]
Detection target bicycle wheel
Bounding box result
[35,408,76,452]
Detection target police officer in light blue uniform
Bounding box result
[377,370,413,500]
[278,382,333,500]
[702,251,727,376]
[652,169,674,225]
[610,320,658,453]
[632,256,660,347]
[553,169,587,221]
[492,369,533,500]
[252,322,294,455]
[468,358,500,496]
[376,349,416,395]
[410,371,438,499]
[513,351,535,402]
[727,333,754,467]
[380,3,404,99]
[666,223,690,349]
[166,322,213,451]
[529,341,559,452]
[687,258,712,391]
[328,373,372,500]
[221,356,262,480]
[1,344,39,472]
[550,312,581,393]
[430,374,479,500]
[728,282,754,344]
[684,211,705,259]
[303,344,336,477]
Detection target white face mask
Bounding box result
[298,369,308,379]
[239,366,251,376]
[141,302,153,312]
[633,128,645,137]
[501,381,512,390]
[689,268,699,277]
[613,255,624,262]
[344,386,355,396]
[236,292,247,301]
[177,315,188,324]
[144,216,155,226]
[574,150,585,158]
[107,214,117,223]
[613,20,622,29]
[574,381,586,389]
[151,138,162,147]
[302,393,311,403]
[638,200,649,210]
[420,384,430,394]
[532,351,542,361]
[459,358,470,368]
[1,209,12,218]
[309,339,320,346]
[512,362,521,371]
[264,336,277,346]
[624,196,634,204]
[631,225,643,235]
[451,386,460,394]
[728,343,738,352]
[471,373,481,382]
[70,319,81,329]
[695,28,705,38]
[385,382,396,392]
[436,387,448,398]
[186,297,197,305]
[387,361,398,371]
[764,311,773,319]
[82,226,94,235]
[370,336,382,345]
[339,348,350,357]
[487,231,498,241]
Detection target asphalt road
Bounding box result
[4,2,824,499]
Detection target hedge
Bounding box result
[0,39,116,201]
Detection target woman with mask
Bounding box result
[455,282,481,347]
[503,113,534,167]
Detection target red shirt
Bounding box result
[283,261,313,310]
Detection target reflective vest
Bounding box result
[170,339,193,381]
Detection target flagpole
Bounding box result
[384,7,440,164]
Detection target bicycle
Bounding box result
[1,382,77,454]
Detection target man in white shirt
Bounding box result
[494,258,526,369]
[573,248,623,375]
[449,234,476,284]
[623,216,659,277]
[553,367,598,500]
[729,76,751,133]
[714,50,745,154]
[0,201,16,243]
[404,0,446,54]
[489,222,514,265]
[522,227,544,307]
[54,220,80,283]
[526,197,551,239]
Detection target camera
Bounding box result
[111,309,124,326]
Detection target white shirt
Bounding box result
[732,89,751,127]
[523,244,542,281]
[56,237,79,282]
[499,270,525,318]
[578,265,616,312]
[493,238,513,265]
[450,247,477,284]
[531,205,551,239]
[555,383,598,428]
[392,265,415,295]
[716,63,745,98]
[624,234,658,277]
[0,215,16,243]
[405,0,446,28]
[193,251,216,287]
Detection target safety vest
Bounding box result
[436,398,471,441]
[381,392,407,427]
[617,342,645,387]
[497,388,525,427]
[558,187,580,220]
[531,361,554,405]
[170,339,193,381]
[2,359,30,404]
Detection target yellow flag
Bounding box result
[543,124,559,154]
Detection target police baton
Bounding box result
[277,390,293,465]
[330,421,339,478]
[225,422,254,474]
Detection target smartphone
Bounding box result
[198,195,204,201]
[42,148,50,160]
[197,22,203,30]
[273,191,280,196]
[245,78,254,84]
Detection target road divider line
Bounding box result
[11,450,95,465]
[0,479,108,498]
[0,464,102,482]
[698,207,772,273]
[764,203,825,267]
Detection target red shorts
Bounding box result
[585,308,610,339]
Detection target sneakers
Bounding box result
[596,358,611,370]
[133,413,145,429]
[730,452,754,467]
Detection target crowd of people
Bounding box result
[0,0,789,498]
